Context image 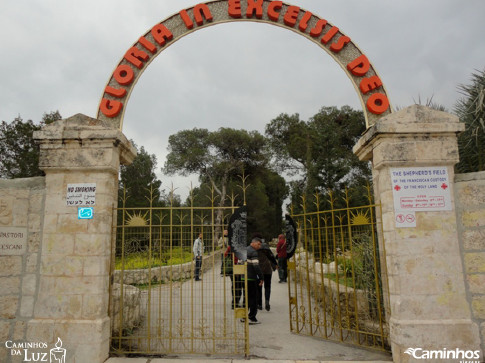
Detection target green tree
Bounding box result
[119,141,164,208]
[455,68,485,173]
[164,127,268,228]
[245,167,288,240]
[42,111,62,125]
[0,111,62,179]
[266,106,371,211]
[189,166,288,242]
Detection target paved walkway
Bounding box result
[107,266,392,362]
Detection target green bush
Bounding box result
[115,248,192,270]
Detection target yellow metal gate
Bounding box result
[288,188,389,351]
[109,188,249,356]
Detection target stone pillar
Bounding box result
[354,105,481,361]
[29,114,136,363]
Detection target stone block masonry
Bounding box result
[25,114,136,363]
[0,177,45,363]
[354,105,482,362]
[455,171,485,356]
[2,108,484,363]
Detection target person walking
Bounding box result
[243,237,264,324]
[222,245,243,309]
[276,234,288,283]
[257,240,277,311]
[193,232,204,281]
[218,229,228,250]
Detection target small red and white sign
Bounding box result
[390,166,452,212]
[395,211,416,228]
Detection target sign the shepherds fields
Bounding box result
[97,0,392,130]
[391,166,452,212]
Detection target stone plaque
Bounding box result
[0,227,28,255]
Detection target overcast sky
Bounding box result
[1,0,484,197]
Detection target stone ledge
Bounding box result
[455,170,485,182]
[0,176,45,189]
[33,113,137,168]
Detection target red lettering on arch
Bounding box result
[97,0,392,125]
[310,19,327,38]
[104,86,126,98]
[151,24,173,46]
[347,54,370,76]
[267,1,283,22]
[329,35,350,53]
[228,0,242,18]
[283,6,300,27]
[179,9,194,29]
[138,36,157,53]
[124,47,149,69]
[298,11,312,32]
[247,0,263,19]
[194,4,213,25]
[113,65,135,86]
[360,75,383,94]
[367,93,390,114]
[321,26,339,44]
[100,98,123,118]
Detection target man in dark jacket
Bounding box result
[244,237,264,324]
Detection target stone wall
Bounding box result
[455,171,485,354]
[113,252,222,285]
[0,177,46,363]
[354,106,481,361]
[110,283,143,335]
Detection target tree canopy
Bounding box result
[188,166,288,242]
[119,141,164,208]
[265,105,371,210]
[0,111,61,178]
[164,127,268,208]
[455,68,485,173]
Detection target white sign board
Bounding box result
[66,183,96,207]
[0,227,28,255]
[390,166,452,212]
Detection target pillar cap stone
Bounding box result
[354,105,465,161]
[34,113,137,166]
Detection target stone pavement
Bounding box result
[106,360,390,363]
[106,268,392,362]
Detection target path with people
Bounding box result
[127,260,391,361]
[241,270,391,361]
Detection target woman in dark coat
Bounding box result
[257,241,278,311]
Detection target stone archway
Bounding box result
[17,1,481,362]
[96,0,392,130]
[93,1,480,360]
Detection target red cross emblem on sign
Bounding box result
[441,183,448,190]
